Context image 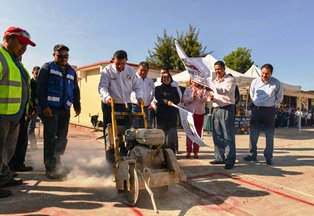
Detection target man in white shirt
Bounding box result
[98,50,143,131]
[130,61,155,128]
[243,64,283,165]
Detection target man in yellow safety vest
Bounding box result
[0,26,36,198]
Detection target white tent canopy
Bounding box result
[169,56,301,95]
[172,54,251,87]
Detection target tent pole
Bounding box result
[298,90,302,133]
[245,88,249,116]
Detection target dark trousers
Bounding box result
[101,102,131,138]
[148,108,156,128]
[42,108,70,171]
[249,106,275,161]
[0,118,19,185]
[9,117,29,170]
[131,104,149,128]
[212,105,236,165]
[157,119,178,153]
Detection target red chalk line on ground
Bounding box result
[189,172,314,207]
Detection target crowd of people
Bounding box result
[275,106,313,128]
[1,25,309,200]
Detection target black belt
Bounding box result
[215,104,234,109]
[253,104,274,109]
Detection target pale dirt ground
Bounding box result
[0,125,313,216]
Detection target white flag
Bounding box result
[175,40,216,92]
[172,104,207,147]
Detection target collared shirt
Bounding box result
[182,86,209,114]
[212,73,236,108]
[130,74,155,106]
[98,64,143,104]
[250,76,283,107]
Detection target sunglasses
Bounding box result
[11,30,31,39]
[56,54,69,59]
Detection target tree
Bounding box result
[174,25,209,70]
[223,47,254,73]
[146,30,175,70]
[146,25,209,70]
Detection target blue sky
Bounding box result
[1,0,313,90]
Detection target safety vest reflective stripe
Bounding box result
[0,51,9,79]
[50,69,63,77]
[0,79,21,86]
[47,96,60,102]
[66,74,74,80]
[0,52,21,87]
[0,48,24,115]
[0,98,21,103]
[66,100,72,107]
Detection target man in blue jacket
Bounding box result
[37,44,81,179]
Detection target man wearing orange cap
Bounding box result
[0,26,36,198]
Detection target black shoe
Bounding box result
[14,164,33,172]
[46,170,63,179]
[210,160,225,164]
[1,177,23,187]
[243,155,257,162]
[266,160,273,165]
[0,188,12,198]
[225,164,234,170]
[11,171,18,177]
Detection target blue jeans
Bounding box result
[42,108,70,171]
[212,105,236,165]
[249,106,275,160]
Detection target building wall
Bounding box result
[71,67,103,127]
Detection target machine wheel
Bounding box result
[124,166,139,205]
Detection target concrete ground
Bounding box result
[0,125,313,216]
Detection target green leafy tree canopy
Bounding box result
[147,25,210,70]
[223,47,254,73]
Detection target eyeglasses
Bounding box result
[162,76,170,79]
[56,54,69,59]
[10,30,31,39]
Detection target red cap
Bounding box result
[4,26,36,47]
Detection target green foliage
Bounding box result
[146,30,175,70]
[223,47,254,73]
[146,25,210,70]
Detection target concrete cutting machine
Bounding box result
[104,99,186,212]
